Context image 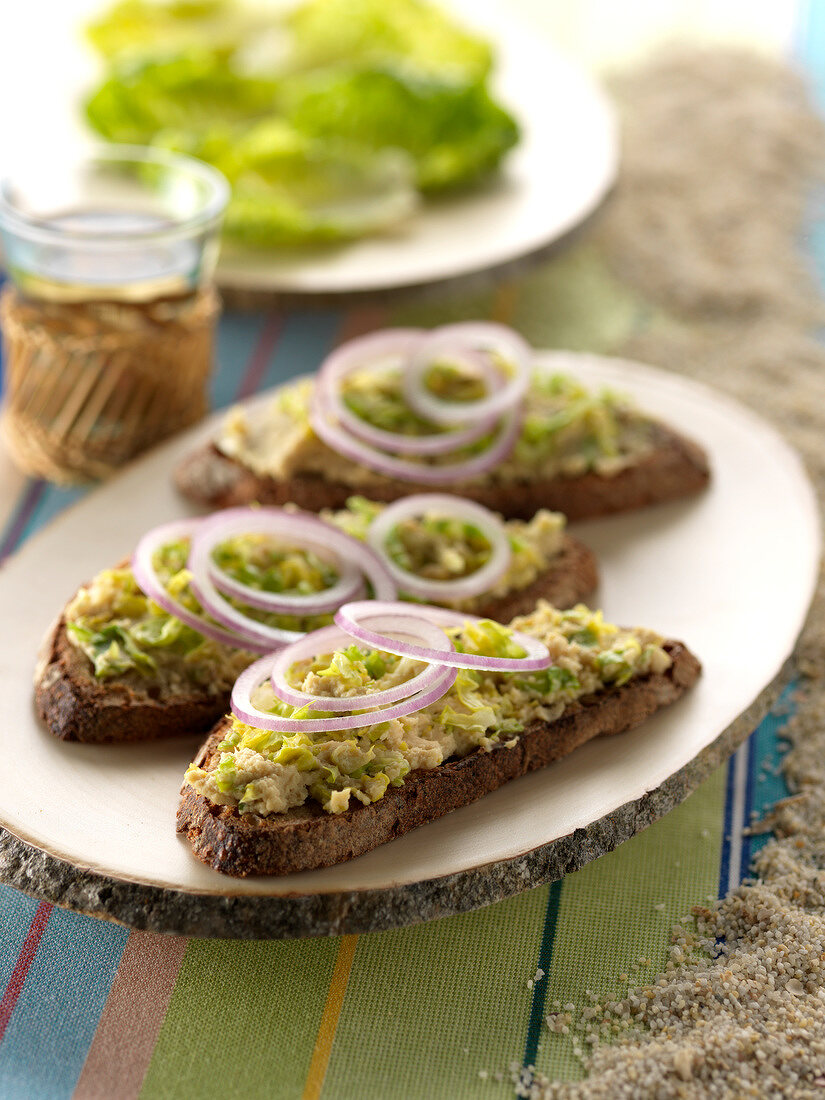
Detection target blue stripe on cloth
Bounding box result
[18,484,87,543]
[0,481,45,563]
[740,726,758,876]
[0,891,43,995]
[717,741,739,896]
[717,724,761,897]
[749,684,795,858]
[523,880,563,1071]
[261,310,341,390]
[0,908,128,1099]
[211,310,268,410]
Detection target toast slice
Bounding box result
[175,422,709,521]
[177,639,700,876]
[34,613,239,745]
[35,535,597,744]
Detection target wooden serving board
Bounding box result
[0,353,818,937]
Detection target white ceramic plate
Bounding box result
[0,354,818,931]
[0,1,617,298]
[216,2,619,295]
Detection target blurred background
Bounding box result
[0,0,808,177]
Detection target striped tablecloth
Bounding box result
[0,287,797,1100]
[0,9,818,1098]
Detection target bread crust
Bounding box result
[34,537,597,744]
[176,641,701,877]
[174,425,710,521]
[34,615,234,745]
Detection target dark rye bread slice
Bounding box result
[177,640,700,877]
[174,424,710,522]
[34,614,234,745]
[34,538,597,744]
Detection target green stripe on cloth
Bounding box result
[319,886,549,1100]
[532,760,726,1082]
[523,880,564,1069]
[138,938,342,1100]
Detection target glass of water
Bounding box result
[0,145,229,482]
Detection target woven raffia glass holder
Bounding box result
[0,285,220,484]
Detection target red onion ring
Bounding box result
[187,508,397,649]
[335,601,552,671]
[402,322,532,426]
[269,622,453,711]
[131,519,272,654]
[311,389,522,485]
[306,323,533,484]
[366,493,512,602]
[195,508,366,615]
[232,651,457,734]
[316,329,500,456]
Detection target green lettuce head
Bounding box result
[157,119,417,246]
[282,64,519,191]
[283,0,492,81]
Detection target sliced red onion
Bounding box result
[187,507,397,649]
[403,322,532,426]
[366,494,512,602]
[335,601,552,672]
[317,330,500,456]
[269,622,453,710]
[131,519,272,654]
[231,651,457,734]
[308,322,531,484]
[196,509,366,614]
[311,389,522,485]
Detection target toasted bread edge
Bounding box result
[177,641,701,877]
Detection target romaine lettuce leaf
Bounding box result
[283,0,492,82]
[282,65,519,191]
[85,52,280,143]
[157,120,418,245]
[86,0,268,62]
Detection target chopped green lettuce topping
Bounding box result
[65,535,339,683]
[185,603,673,817]
[320,495,567,612]
[66,622,157,679]
[287,644,414,700]
[516,665,580,696]
[450,618,527,661]
[340,359,494,438]
[384,514,491,580]
[211,532,338,594]
[267,367,654,479]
